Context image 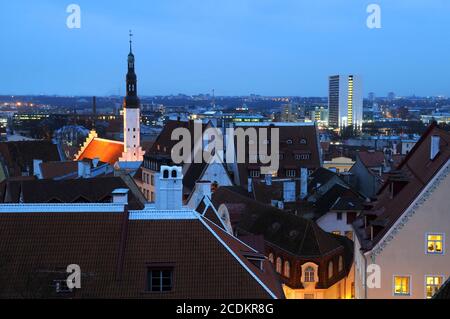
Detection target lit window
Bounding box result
[286,169,296,178]
[425,276,443,299]
[427,233,444,254]
[284,261,290,278]
[332,231,341,235]
[304,266,315,282]
[394,276,410,296]
[147,268,173,292]
[328,261,334,279]
[268,253,274,264]
[276,257,282,274]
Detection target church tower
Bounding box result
[120,31,145,162]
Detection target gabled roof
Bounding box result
[235,123,321,184]
[357,150,385,168]
[39,161,79,179]
[354,123,450,252]
[212,187,352,259]
[76,137,124,165]
[1,176,145,210]
[315,184,363,219]
[0,141,61,177]
[0,204,283,299]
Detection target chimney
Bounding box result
[156,166,183,210]
[33,159,43,179]
[78,161,91,178]
[112,188,129,205]
[300,167,308,200]
[430,135,440,160]
[92,157,100,168]
[265,174,272,186]
[247,177,253,193]
[196,180,212,200]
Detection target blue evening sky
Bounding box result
[0,0,449,97]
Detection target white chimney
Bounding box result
[247,177,253,193]
[283,181,296,203]
[156,166,183,210]
[33,159,43,179]
[112,188,128,205]
[431,135,440,160]
[265,174,272,186]
[300,167,308,200]
[78,161,91,178]
[92,157,100,168]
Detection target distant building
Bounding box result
[328,75,363,131]
[421,112,450,125]
[323,157,355,173]
[280,104,298,122]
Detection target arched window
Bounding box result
[171,170,177,178]
[304,266,315,282]
[284,261,291,278]
[268,253,274,264]
[276,257,282,274]
[163,170,169,178]
[328,261,334,279]
[338,256,344,273]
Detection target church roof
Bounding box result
[76,136,124,165]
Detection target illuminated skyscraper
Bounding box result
[328,75,363,130]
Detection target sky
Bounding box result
[0,0,449,97]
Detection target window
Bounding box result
[171,170,177,178]
[338,256,344,273]
[286,169,296,178]
[425,276,443,299]
[276,257,282,274]
[337,212,343,220]
[268,253,274,264]
[300,138,307,145]
[283,261,290,278]
[150,175,154,186]
[332,231,341,236]
[328,261,334,279]
[304,266,315,282]
[394,276,410,296]
[286,139,293,144]
[163,170,169,178]
[249,170,260,178]
[147,269,173,292]
[426,233,444,254]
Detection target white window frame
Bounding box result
[392,275,412,297]
[425,232,445,255]
[424,274,445,299]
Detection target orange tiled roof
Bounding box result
[77,138,124,165]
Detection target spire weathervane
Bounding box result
[129,30,133,53]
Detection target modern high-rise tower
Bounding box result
[120,32,145,162]
[328,75,363,130]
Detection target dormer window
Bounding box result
[286,139,293,145]
[276,257,282,274]
[304,267,315,282]
[283,261,291,278]
[338,256,344,273]
[300,138,307,144]
[328,261,334,279]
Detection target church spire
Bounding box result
[124,30,139,109]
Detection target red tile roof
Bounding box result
[0,209,283,298]
[77,138,124,165]
[40,161,79,179]
[357,150,385,168]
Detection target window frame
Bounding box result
[424,275,445,299]
[392,275,411,297]
[425,232,445,255]
[145,266,174,293]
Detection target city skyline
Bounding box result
[1,0,450,97]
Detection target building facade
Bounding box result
[328,75,363,131]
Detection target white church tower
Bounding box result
[120,31,145,162]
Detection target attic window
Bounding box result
[286,139,293,145]
[300,138,307,144]
[146,268,173,292]
[304,266,315,282]
[328,261,334,279]
[338,256,344,273]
